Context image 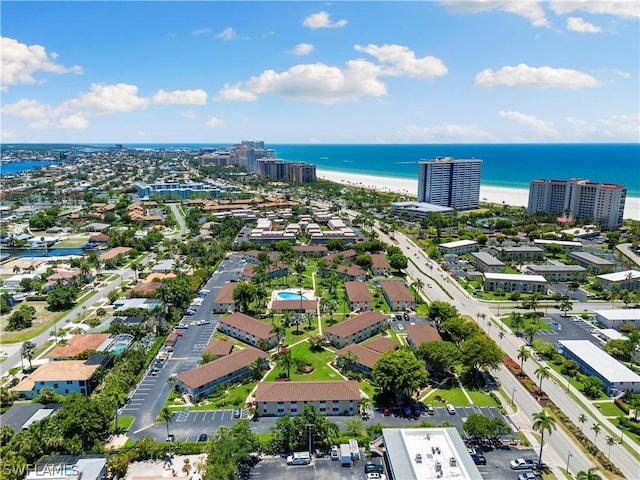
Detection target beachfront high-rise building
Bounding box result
[417,157,482,210]
[527,178,626,230]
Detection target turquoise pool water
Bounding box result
[109,345,127,355]
[277,292,307,301]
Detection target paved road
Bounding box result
[382,228,640,479]
[167,203,187,238]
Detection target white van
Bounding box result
[287,451,311,465]
[446,404,456,415]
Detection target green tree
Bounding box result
[416,341,461,376]
[517,345,530,372]
[582,376,604,399]
[54,393,111,451]
[559,297,573,317]
[606,435,615,459]
[535,365,550,392]
[577,413,587,432]
[199,352,215,365]
[388,253,408,270]
[158,406,173,440]
[428,301,459,331]
[372,348,429,401]
[107,389,128,434]
[532,410,556,470]
[591,423,601,443]
[232,282,256,312]
[21,341,36,370]
[46,285,77,311]
[576,468,603,480]
[6,304,36,331]
[460,335,504,372]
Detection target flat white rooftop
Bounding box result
[594,309,640,321]
[597,270,640,282]
[559,340,640,383]
[382,428,481,480]
[534,239,582,247]
[439,239,478,249]
[484,273,547,283]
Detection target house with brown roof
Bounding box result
[324,249,357,265]
[174,347,268,401]
[128,281,162,297]
[336,338,397,378]
[371,254,391,276]
[405,324,442,350]
[89,233,109,244]
[11,360,101,399]
[100,246,132,261]
[270,299,318,314]
[380,280,414,312]
[292,245,328,257]
[212,283,237,313]
[48,334,112,360]
[218,312,278,349]
[240,262,289,282]
[319,264,367,281]
[204,339,234,358]
[344,281,373,312]
[253,380,361,417]
[325,311,388,348]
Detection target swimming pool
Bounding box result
[277,291,308,301]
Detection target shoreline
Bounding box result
[317,168,640,220]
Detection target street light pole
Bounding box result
[306,424,314,455]
[511,386,516,407]
[565,450,573,474]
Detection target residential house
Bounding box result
[405,324,442,350]
[12,360,101,399]
[596,270,640,291]
[494,246,545,262]
[253,380,361,417]
[594,309,640,329]
[175,347,269,402]
[470,252,506,273]
[344,281,373,312]
[533,239,582,253]
[47,334,111,360]
[371,254,391,276]
[336,338,397,378]
[380,280,415,312]
[203,339,235,358]
[99,246,132,262]
[569,251,616,274]
[325,311,388,348]
[525,264,587,282]
[438,240,478,255]
[212,283,237,313]
[270,299,318,314]
[483,273,548,294]
[218,312,278,349]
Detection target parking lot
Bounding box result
[531,313,601,349]
[250,456,374,480]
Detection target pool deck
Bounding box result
[268,288,316,309]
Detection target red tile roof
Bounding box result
[48,334,111,359]
[204,340,234,357]
[220,312,275,339]
[380,280,414,302]
[344,281,373,303]
[406,324,442,346]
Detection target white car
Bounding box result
[510,458,535,470]
[366,473,386,480]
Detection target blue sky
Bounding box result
[1,1,638,143]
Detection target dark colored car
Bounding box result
[365,462,384,474]
[197,434,208,442]
[383,406,391,416]
[403,406,412,417]
[470,454,486,465]
[314,449,325,458]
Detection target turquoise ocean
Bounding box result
[2,143,639,197]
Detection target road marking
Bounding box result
[133,423,156,434]
[169,357,189,361]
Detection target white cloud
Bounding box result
[216,27,237,40]
[303,11,348,29]
[354,44,447,78]
[566,16,602,33]
[292,43,315,56]
[65,83,150,114]
[216,83,258,102]
[218,60,386,105]
[216,44,445,104]
[3,83,209,130]
[475,63,603,88]
[205,116,224,127]
[550,0,639,18]
[0,130,18,141]
[192,28,212,36]
[136,131,150,137]
[397,124,493,142]
[1,37,83,91]
[599,113,640,137]
[499,110,559,137]
[441,0,550,27]
[181,109,197,119]
[1,98,55,118]
[152,89,207,105]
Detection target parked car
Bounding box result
[403,406,412,417]
[330,445,339,461]
[518,473,542,480]
[470,454,486,465]
[314,448,325,458]
[166,434,175,442]
[510,458,536,470]
[383,406,391,416]
[365,462,384,474]
[233,408,241,418]
[446,404,456,415]
[365,473,386,480]
[175,323,189,329]
[184,309,196,316]
[426,404,435,415]
[197,434,208,442]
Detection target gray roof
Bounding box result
[569,251,615,266]
[470,252,505,266]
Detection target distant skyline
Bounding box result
[1,1,638,144]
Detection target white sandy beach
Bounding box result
[317,169,640,220]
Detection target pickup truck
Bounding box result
[510,458,536,470]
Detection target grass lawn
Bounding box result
[466,390,500,407]
[264,341,343,382]
[429,387,471,406]
[197,380,259,409]
[0,301,63,344]
[52,236,91,248]
[547,362,609,400]
[594,401,626,417]
[113,415,135,433]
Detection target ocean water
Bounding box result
[3,143,639,197]
[1,159,61,176]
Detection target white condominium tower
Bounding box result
[528,178,626,230]
[417,157,482,210]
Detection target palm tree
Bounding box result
[532,410,556,470]
[108,390,128,434]
[535,365,550,392]
[270,320,286,345]
[517,346,530,371]
[158,406,173,440]
[576,467,603,480]
[21,341,36,371]
[577,413,587,432]
[411,278,424,301]
[275,349,295,380]
[605,435,615,459]
[591,423,601,443]
[559,297,573,317]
